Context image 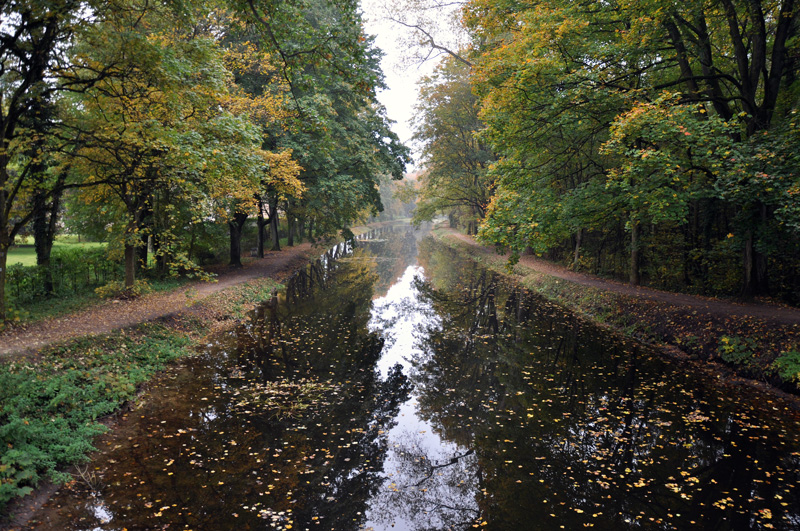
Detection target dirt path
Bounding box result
[4,226,799,361]
[0,243,314,359]
[447,230,800,326]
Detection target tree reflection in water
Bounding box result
[403,238,800,530]
[368,429,480,530]
[363,261,481,530]
[30,229,800,531]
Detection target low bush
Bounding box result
[772,350,800,386]
[95,279,152,299]
[717,335,757,368]
[0,324,194,514]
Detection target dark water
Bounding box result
[30,227,800,530]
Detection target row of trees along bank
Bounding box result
[409,0,800,304]
[0,0,410,321]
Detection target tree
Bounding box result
[64,1,274,287]
[218,20,302,262]
[0,0,105,319]
[231,0,410,243]
[274,53,410,240]
[467,0,630,269]
[466,0,800,296]
[365,0,472,67]
[411,56,493,234]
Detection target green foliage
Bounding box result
[0,0,110,322]
[464,0,800,299]
[0,324,194,513]
[94,279,152,299]
[1,0,409,321]
[771,350,800,385]
[5,247,120,306]
[280,80,411,239]
[63,0,280,289]
[412,57,493,232]
[247,0,411,240]
[717,336,757,367]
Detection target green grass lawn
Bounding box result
[8,237,107,267]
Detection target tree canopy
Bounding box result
[403,0,800,300]
[0,0,409,321]
[411,57,493,234]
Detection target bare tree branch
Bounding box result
[389,17,472,67]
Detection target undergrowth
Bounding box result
[0,323,195,514]
[0,275,285,517]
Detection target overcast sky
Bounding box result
[360,2,437,172]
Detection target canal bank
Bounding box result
[0,222,402,527]
[431,226,800,405]
[13,227,800,530]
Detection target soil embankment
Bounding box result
[436,227,800,401]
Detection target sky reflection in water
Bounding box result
[30,227,800,531]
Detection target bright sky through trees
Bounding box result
[360,0,459,170]
[361,5,427,170]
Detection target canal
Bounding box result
[31,226,800,530]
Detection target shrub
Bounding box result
[0,325,193,514]
[772,350,800,385]
[717,335,756,367]
[5,246,121,306]
[95,279,152,299]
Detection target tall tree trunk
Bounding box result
[285,199,294,247]
[741,203,770,298]
[0,242,8,322]
[154,235,168,275]
[32,191,55,293]
[32,165,66,294]
[123,201,146,289]
[630,220,641,286]
[573,228,582,271]
[257,196,267,258]
[741,232,769,297]
[229,212,248,267]
[269,199,281,252]
[296,218,305,244]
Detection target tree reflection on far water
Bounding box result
[30,226,800,531]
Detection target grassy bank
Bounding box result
[7,237,106,268]
[432,227,800,394]
[0,275,283,516]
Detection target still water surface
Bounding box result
[33,226,800,530]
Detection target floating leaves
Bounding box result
[229,376,339,419]
[29,235,800,530]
